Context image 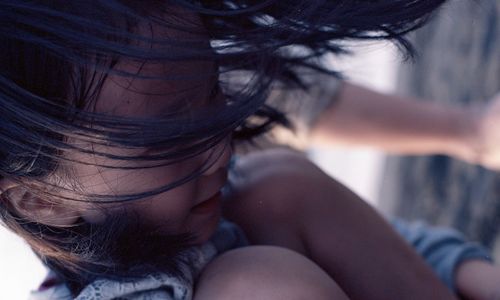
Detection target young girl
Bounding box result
[0,1,497,299]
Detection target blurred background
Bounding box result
[378,0,500,258]
[1,1,498,299]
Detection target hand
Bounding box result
[466,93,500,171]
[455,260,500,300]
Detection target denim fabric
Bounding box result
[391,218,492,292]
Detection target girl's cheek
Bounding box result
[131,183,199,225]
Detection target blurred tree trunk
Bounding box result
[380,1,500,250]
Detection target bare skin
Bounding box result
[303,83,500,299]
[310,83,500,170]
[223,148,457,300]
[1,8,495,299]
[455,260,500,300]
[195,246,350,300]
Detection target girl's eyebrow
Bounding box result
[167,61,220,108]
[155,81,219,117]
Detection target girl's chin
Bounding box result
[190,209,222,244]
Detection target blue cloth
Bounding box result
[391,218,492,292]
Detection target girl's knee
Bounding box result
[194,245,349,300]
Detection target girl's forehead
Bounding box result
[94,11,214,118]
[95,59,216,118]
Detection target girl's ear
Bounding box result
[0,178,80,227]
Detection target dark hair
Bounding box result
[0,0,447,295]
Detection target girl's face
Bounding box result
[70,57,231,244]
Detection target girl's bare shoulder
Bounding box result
[223,148,332,250]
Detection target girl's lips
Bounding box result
[191,191,222,215]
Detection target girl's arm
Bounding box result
[308,83,500,170]
[455,260,500,300]
[225,149,456,300]
[391,218,496,300]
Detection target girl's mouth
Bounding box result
[190,191,222,215]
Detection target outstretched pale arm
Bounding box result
[309,82,500,170]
